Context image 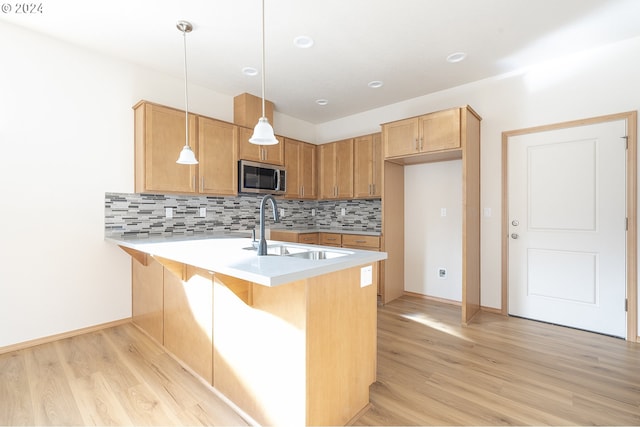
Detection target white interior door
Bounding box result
[508,120,627,338]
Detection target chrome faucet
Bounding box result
[257,195,280,256]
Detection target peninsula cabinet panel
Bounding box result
[134,101,198,194]
[238,126,284,165]
[354,133,382,198]
[284,138,317,199]
[131,256,164,344]
[319,139,354,199]
[163,265,214,384]
[198,117,238,196]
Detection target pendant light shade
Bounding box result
[176,20,198,165]
[250,0,278,146]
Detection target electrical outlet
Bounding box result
[311,208,316,217]
[341,208,346,216]
[165,207,173,219]
[441,208,447,217]
[438,268,447,279]
[279,208,285,217]
[199,207,206,218]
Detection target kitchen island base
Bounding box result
[125,248,378,426]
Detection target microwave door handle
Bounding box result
[275,169,281,191]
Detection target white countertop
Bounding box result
[108,234,387,287]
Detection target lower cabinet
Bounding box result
[131,256,164,344]
[269,230,319,244]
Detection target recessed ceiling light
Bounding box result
[446,52,467,63]
[294,35,314,48]
[242,66,258,76]
[315,99,328,106]
[368,80,384,89]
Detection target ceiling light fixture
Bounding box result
[249,0,278,145]
[293,35,314,48]
[176,20,198,165]
[316,99,328,106]
[368,80,384,88]
[242,66,258,76]
[446,52,467,63]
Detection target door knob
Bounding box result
[511,220,519,226]
[511,233,519,239]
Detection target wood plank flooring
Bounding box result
[0,323,248,426]
[1,295,639,426]
[356,296,640,426]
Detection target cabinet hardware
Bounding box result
[415,138,419,151]
[355,240,366,243]
[419,137,424,151]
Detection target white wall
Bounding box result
[317,36,640,318]
[0,21,314,348]
[404,161,462,301]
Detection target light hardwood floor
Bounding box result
[357,296,640,426]
[2,296,639,426]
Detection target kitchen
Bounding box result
[2,0,640,425]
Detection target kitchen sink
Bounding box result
[286,250,348,260]
[243,244,349,260]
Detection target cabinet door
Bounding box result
[199,117,238,195]
[135,102,197,193]
[353,135,372,198]
[297,233,319,244]
[238,127,284,165]
[335,139,354,199]
[284,138,301,198]
[383,117,419,158]
[300,142,317,199]
[318,143,336,199]
[419,108,461,152]
[372,133,382,197]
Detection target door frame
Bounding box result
[501,111,638,341]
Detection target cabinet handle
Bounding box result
[300,186,304,197]
[419,137,424,151]
[327,237,337,241]
[355,239,366,243]
[193,175,196,190]
[415,138,419,151]
[372,183,376,195]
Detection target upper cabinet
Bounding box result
[319,139,354,199]
[353,133,382,198]
[284,138,317,200]
[383,108,462,159]
[134,101,198,194]
[199,117,238,196]
[134,100,238,196]
[238,127,285,165]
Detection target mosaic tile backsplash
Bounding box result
[105,192,381,238]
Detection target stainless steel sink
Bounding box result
[286,250,348,260]
[243,244,348,260]
[243,244,309,256]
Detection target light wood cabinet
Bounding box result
[164,264,214,384]
[353,133,382,198]
[134,101,198,194]
[341,234,381,250]
[284,138,317,199]
[238,126,284,165]
[131,255,164,344]
[383,108,461,159]
[134,100,238,196]
[319,139,354,199]
[199,116,238,196]
[270,230,319,244]
[319,233,341,247]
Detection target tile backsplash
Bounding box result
[105,192,381,238]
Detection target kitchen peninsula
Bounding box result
[110,233,386,426]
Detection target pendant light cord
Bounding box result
[182,27,190,147]
[260,0,266,119]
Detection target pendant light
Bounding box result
[176,20,198,164]
[249,0,278,145]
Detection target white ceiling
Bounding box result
[3,0,640,124]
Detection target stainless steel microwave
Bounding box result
[238,160,286,195]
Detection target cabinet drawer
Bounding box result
[319,233,342,246]
[298,233,319,244]
[342,234,380,249]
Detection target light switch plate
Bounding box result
[199,207,206,218]
[165,207,173,219]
